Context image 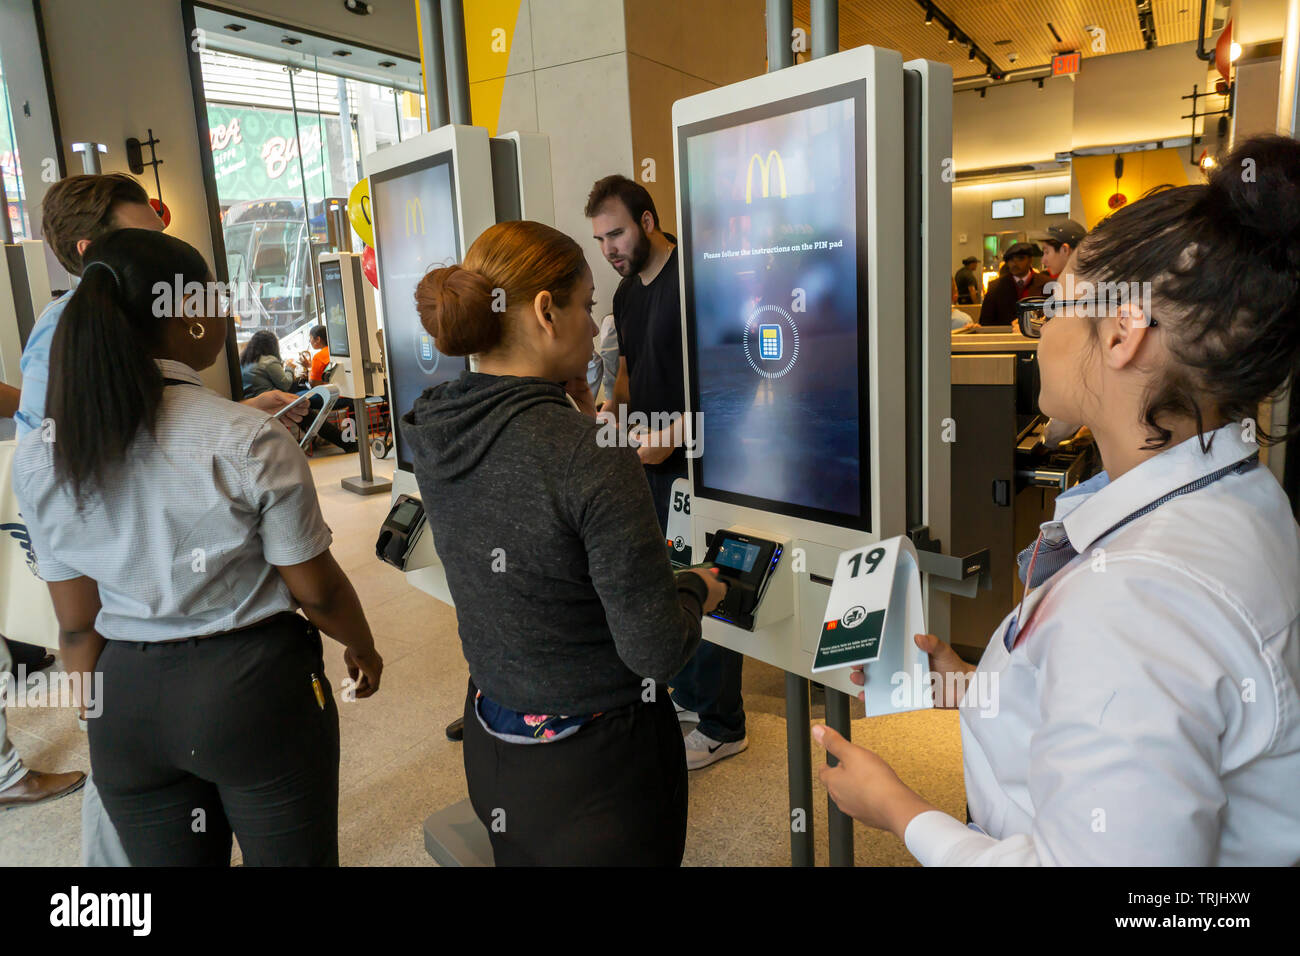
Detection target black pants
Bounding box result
[89,613,340,866]
[462,679,688,866]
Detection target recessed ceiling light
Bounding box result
[333,49,352,57]
[378,60,396,68]
[281,36,302,46]
[224,23,246,32]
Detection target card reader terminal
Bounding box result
[376,494,428,570]
[701,530,782,631]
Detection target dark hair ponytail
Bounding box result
[46,227,211,502]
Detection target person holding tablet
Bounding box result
[14,228,383,866]
[815,134,1300,866]
[402,220,726,866]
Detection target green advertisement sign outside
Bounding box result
[206,103,347,204]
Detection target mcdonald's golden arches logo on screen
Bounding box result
[405,197,426,236]
[745,150,787,204]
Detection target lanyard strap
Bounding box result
[1009,451,1260,651]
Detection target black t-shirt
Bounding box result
[955,266,979,302]
[613,245,686,474]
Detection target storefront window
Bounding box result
[198,44,422,346]
[0,54,30,240]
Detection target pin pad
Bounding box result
[701,529,782,631]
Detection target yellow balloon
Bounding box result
[347,178,374,247]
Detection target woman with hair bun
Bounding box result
[403,220,727,866]
[815,134,1300,866]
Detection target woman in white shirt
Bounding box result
[815,133,1300,866]
[14,228,383,866]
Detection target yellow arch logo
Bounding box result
[405,197,426,236]
[745,150,787,204]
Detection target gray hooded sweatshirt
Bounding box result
[400,371,707,715]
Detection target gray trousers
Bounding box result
[0,637,29,791]
[81,772,130,866]
[1,635,128,864]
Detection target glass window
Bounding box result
[0,54,30,240]
[199,44,421,346]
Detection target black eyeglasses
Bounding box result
[1015,295,1159,338]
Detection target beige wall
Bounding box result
[489,0,634,320]
[951,173,1071,276]
[953,42,1219,171]
[485,0,765,317]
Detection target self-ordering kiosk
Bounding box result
[671,47,970,700]
[367,125,555,598]
[316,250,390,496]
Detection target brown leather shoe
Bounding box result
[0,769,87,809]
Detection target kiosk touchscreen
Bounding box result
[365,125,496,473]
[673,46,908,696]
[316,251,381,400]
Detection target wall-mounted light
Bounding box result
[1037,78,1044,89]
[979,87,986,98]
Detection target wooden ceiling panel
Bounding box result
[791,1,1203,77]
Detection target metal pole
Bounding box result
[766,0,794,72]
[766,0,809,869]
[356,396,373,482]
[811,0,838,60]
[418,0,450,130]
[825,688,854,865]
[441,0,472,126]
[785,672,814,866]
[808,0,856,870]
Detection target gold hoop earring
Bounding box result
[188,322,205,340]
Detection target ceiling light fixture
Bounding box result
[924,6,934,25]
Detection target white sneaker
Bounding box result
[682,728,748,770]
[673,700,700,724]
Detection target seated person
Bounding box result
[239,330,295,397]
[240,330,355,454]
[306,325,331,386]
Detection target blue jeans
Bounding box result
[645,466,746,744]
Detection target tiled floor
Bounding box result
[0,449,966,866]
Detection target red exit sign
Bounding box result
[1052,52,1081,76]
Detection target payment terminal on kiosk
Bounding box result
[317,251,391,495]
[702,530,783,630]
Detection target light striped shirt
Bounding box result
[13,359,332,642]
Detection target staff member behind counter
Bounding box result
[814,134,1300,865]
[401,220,727,866]
[13,229,383,866]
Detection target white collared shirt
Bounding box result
[13,359,332,642]
[906,423,1300,865]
